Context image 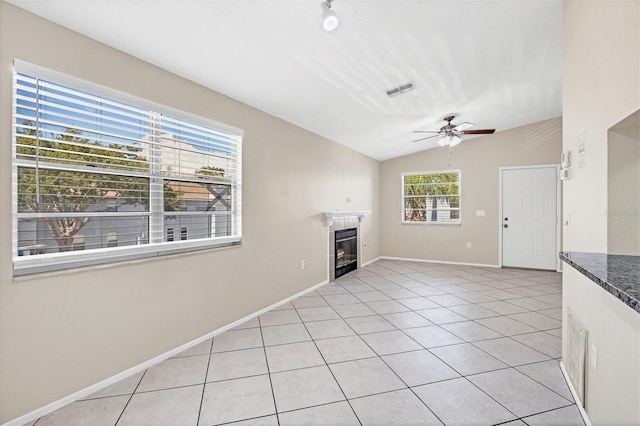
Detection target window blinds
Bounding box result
[12,61,242,275]
[402,170,461,224]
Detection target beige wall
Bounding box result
[0,3,380,422]
[562,1,640,424]
[562,0,639,253]
[608,110,640,255]
[563,268,640,425]
[380,118,562,266]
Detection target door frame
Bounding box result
[498,164,561,271]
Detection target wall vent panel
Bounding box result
[566,307,588,407]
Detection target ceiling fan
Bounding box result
[413,115,496,147]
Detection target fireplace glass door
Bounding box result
[335,228,357,278]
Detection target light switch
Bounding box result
[475,210,485,217]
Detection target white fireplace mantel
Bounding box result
[323,211,370,227]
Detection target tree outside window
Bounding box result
[13,69,241,269]
[403,171,461,223]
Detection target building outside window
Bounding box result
[12,61,242,275]
[402,170,461,224]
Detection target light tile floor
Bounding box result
[27,260,586,426]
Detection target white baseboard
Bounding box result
[361,256,381,267]
[560,361,592,426]
[378,255,500,269]
[3,279,329,426]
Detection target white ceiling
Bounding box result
[8,0,563,161]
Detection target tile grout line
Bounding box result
[257,315,281,426]
[113,368,147,425]
[289,298,364,425]
[386,270,520,424]
[511,364,577,404]
[467,334,555,363]
[194,338,214,426]
[338,270,520,388]
[517,402,587,426]
[339,269,494,425]
[366,266,568,425]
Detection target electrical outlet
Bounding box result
[301,260,305,270]
[466,242,472,249]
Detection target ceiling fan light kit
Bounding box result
[438,135,462,147]
[321,0,339,32]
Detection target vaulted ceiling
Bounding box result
[8,0,562,160]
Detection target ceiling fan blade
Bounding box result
[461,129,495,135]
[413,130,441,133]
[452,122,474,132]
[412,134,441,143]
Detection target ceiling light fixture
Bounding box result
[438,134,462,147]
[321,0,339,32]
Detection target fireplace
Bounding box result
[335,228,357,278]
[323,211,370,281]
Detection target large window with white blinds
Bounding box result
[12,62,242,275]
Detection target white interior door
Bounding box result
[502,166,558,270]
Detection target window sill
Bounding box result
[12,237,241,278]
[402,221,462,226]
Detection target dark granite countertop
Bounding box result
[560,252,640,314]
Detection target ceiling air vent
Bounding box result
[386,82,416,97]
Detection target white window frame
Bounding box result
[401,169,462,225]
[12,61,243,276]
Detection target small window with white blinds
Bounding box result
[12,61,242,275]
[402,170,461,224]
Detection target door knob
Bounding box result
[503,224,508,228]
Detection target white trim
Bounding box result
[362,256,381,267]
[13,236,242,277]
[555,165,562,272]
[401,169,462,225]
[322,211,370,227]
[379,256,500,269]
[560,361,592,426]
[401,168,461,176]
[326,226,331,282]
[11,61,244,276]
[2,278,329,426]
[498,168,503,268]
[498,164,562,271]
[12,242,242,282]
[400,221,462,226]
